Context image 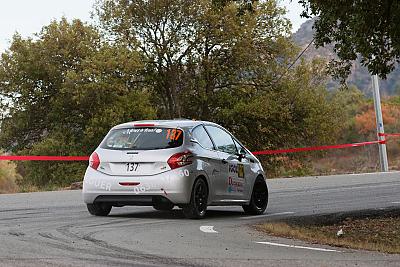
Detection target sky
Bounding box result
[0,0,307,53]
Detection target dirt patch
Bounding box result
[256,208,400,254]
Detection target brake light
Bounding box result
[167,151,193,170]
[134,123,155,127]
[89,152,100,170]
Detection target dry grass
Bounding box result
[0,160,21,194]
[257,214,400,254]
[266,141,400,178]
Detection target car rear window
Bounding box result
[101,127,184,150]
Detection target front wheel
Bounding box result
[183,178,208,219]
[242,177,268,215]
[87,203,112,216]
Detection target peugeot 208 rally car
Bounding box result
[83,120,268,219]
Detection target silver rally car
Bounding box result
[83,120,268,219]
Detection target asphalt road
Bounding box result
[1,172,400,267]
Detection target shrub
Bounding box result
[0,159,21,193]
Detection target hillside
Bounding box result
[293,19,400,97]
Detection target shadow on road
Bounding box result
[108,208,245,220]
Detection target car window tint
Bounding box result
[205,126,237,154]
[192,126,214,150]
[101,128,183,150]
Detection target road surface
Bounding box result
[1,172,400,266]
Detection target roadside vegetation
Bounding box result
[257,209,400,254]
[0,0,399,192]
[0,159,20,194]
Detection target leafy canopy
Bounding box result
[96,0,294,118]
[299,0,400,79]
[0,1,348,187]
[0,18,156,187]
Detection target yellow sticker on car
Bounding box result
[238,164,244,178]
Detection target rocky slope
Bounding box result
[293,19,400,96]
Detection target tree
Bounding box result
[215,58,345,151]
[299,0,400,80]
[0,18,155,187]
[96,0,294,118]
[0,1,350,187]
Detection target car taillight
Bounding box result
[89,152,100,170]
[167,151,193,170]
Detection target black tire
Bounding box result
[87,203,112,216]
[183,178,208,219]
[153,202,174,211]
[242,177,268,215]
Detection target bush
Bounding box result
[0,160,21,193]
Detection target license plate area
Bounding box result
[126,162,140,173]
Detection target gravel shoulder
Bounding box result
[256,207,400,254]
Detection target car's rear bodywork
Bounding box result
[82,120,267,217]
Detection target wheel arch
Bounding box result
[249,174,268,198]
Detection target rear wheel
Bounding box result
[242,177,268,215]
[183,178,208,219]
[87,203,112,216]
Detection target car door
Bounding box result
[204,125,246,200]
[191,125,222,201]
[232,138,252,199]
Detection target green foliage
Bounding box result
[299,0,400,80]
[96,0,294,118]
[18,134,87,188]
[0,1,355,188]
[204,58,346,177]
[329,86,367,142]
[0,18,156,188]
[215,59,345,151]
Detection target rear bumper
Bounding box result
[82,167,195,205]
[93,195,172,206]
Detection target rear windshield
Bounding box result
[100,127,184,150]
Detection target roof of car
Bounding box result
[113,119,220,129]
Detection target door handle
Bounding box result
[221,159,228,164]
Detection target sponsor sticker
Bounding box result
[85,178,112,191]
[228,176,244,193]
[229,163,245,178]
[237,164,244,178]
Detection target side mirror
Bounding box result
[190,138,200,144]
[236,149,246,161]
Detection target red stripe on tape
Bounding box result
[253,140,386,155]
[0,156,89,161]
[383,133,400,137]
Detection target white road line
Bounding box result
[392,202,400,204]
[200,225,218,233]
[241,211,295,220]
[256,241,341,252]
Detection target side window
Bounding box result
[205,126,237,155]
[233,139,249,155]
[192,126,214,150]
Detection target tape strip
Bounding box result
[253,140,386,155]
[381,133,400,137]
[0,156,89,161]
[1,133,399,160]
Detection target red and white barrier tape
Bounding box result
[0,133,399,160]
[252,140,386,155]
[0,156,89,161]
[379,133,400,137]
